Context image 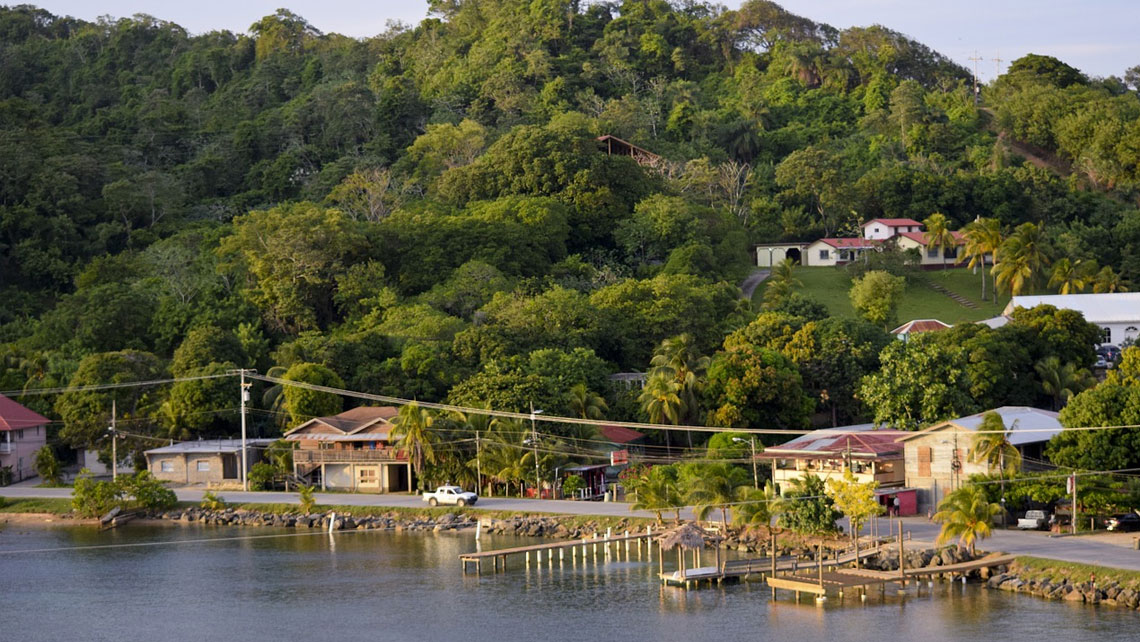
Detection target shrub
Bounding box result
[562,474,585,498]
[122,471,177,512]
[34,446,63,486]
[298,485,316,513]
[248,462,277,491]
[200,490,227,510]
[72,468,125,517]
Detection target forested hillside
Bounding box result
[3,1,1140,467]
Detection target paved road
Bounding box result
[7,487,1140,570]
[0,486,686,520]
[739,269,770,300]
[857,516,1140,571]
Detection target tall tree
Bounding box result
[993,222,1051,296]
[1035,356,1095,410]
[922,212,957,270]
[961,217,1002,301]
[390,402,438,490]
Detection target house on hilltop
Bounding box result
[1003,293,1140,346]
[862,218,924,240]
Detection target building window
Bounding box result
[160,460,173,473]
[819,250,830,260]
[1102,327,1112,344]
[944,247,958,259]
[15,430,23,440]
[927,248,939,258]
[917,446,932,477]
[196,460,210,472]
[358,468,377,484]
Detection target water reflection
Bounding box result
[0,523,1135,642]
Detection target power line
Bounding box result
[1,372,234,398]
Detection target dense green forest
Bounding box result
[4,1,1140,472]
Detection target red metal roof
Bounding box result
[891,319,952,335]
[862,218,923,228]
[817,238,880,249]
[759,427,909,460]
[599,425,646,444]
[0,394,50,431]
[896,230,965,245]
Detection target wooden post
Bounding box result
[897,519,905,588]
[771,528,777,579]
[817,541,824,590]
[658,542,664,576]
[678,548,685,580]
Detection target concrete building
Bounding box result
[0,394,49,483]
[804,238,880,266]
[284,406,411,493]
[756,424,909,493]
[1004,293,1140,346]
[898,406,1062,512]
[754,243,809,267]
[145,439,272,486]
[862,218,924,240]
[893,230,966,267]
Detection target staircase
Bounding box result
[922,277,979,310]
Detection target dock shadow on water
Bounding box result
[0,523,1135,642]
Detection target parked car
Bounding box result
[1106,513,1140,532]
[422,485,478,507]
[1017,510,1050,530]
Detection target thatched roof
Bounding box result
[656,522,723,550]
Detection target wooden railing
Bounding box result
[294,450,405,464]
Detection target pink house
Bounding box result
[0,394,50,483]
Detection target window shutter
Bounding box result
[918,446,931,477]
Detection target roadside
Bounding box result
[738,269,769,300]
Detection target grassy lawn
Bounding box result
[0,497,74,514]
[754,266,1010,325]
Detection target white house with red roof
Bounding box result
[0,394,50,483]
[861,218,924,240]
[804,237,880,266]
[894,230,966,266]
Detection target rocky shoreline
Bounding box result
[987,571,1140,608]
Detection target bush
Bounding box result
[72,468,125,517]
[248,462,277,491]
[200,490,226,510]
[121,471,177,512]
[34,446,63,486]
[298,485,316,513]
[562,474,585,498]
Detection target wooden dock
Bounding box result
[764,553,1016,600]
[657,541,891,588]
[459,527,657,574]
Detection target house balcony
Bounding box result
[294,449,405,465]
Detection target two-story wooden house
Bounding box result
[0,394,49,483]
[756,424,909,492]
[284,406,411,493]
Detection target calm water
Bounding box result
[0,521,1135,641]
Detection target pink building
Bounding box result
[0,394,50,483]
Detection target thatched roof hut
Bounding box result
[656,522,722,551]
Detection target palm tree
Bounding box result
[1048,258,1096,294]
[639,372,683,453]
[390,402,437,491]
[762,258,802,309]
[993,222,1051,296]
[452,408,493,495]
[961,217,1003,301]
[1092,265,1128,293]
[629,467,684,525]
[1035,356,1096,410]
[567,383,608,420]
[649,334,710,449]
[686,463,753,532]
[932,485,1002,555]
[923,212,957,270]
[732,481,780,528]
[261,365,290,429]
[968,411,1021,525]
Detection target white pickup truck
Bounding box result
[1017,509,1049,530]
[423,485,478,507]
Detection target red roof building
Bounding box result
[862,218,925,240]
[756,424,908,491]
[891,319,952,341]
[0,394,50,482]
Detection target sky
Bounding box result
[21,0,1140,81]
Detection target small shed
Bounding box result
[875,488,918,517]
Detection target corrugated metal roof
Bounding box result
[599,425,645,444]
[898,406,1062,446]
[761,424,908,459]
[145,439,274,455]
[895,230,965,245]
[862,218,923,228]
[283,433,389,442]
[891,319,952,335]
[0,394,50,431]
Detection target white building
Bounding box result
[893,231,965,266]
[754,243,809,268]
[862,218,924,240]
[1004,293,1140,346]
[804,238,879,266]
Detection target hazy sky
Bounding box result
[22,1,1140,81]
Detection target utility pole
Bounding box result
[749,437,758,489]
[229,368,257,491]
[968,50,983,104]
[992,54,1004,79]
[1069,473,1078,535]
[110,399,117,481]
[530,403,543,499]
[476,430,482,495]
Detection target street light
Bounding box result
[733,436,759,488]
[530,404,544,498]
